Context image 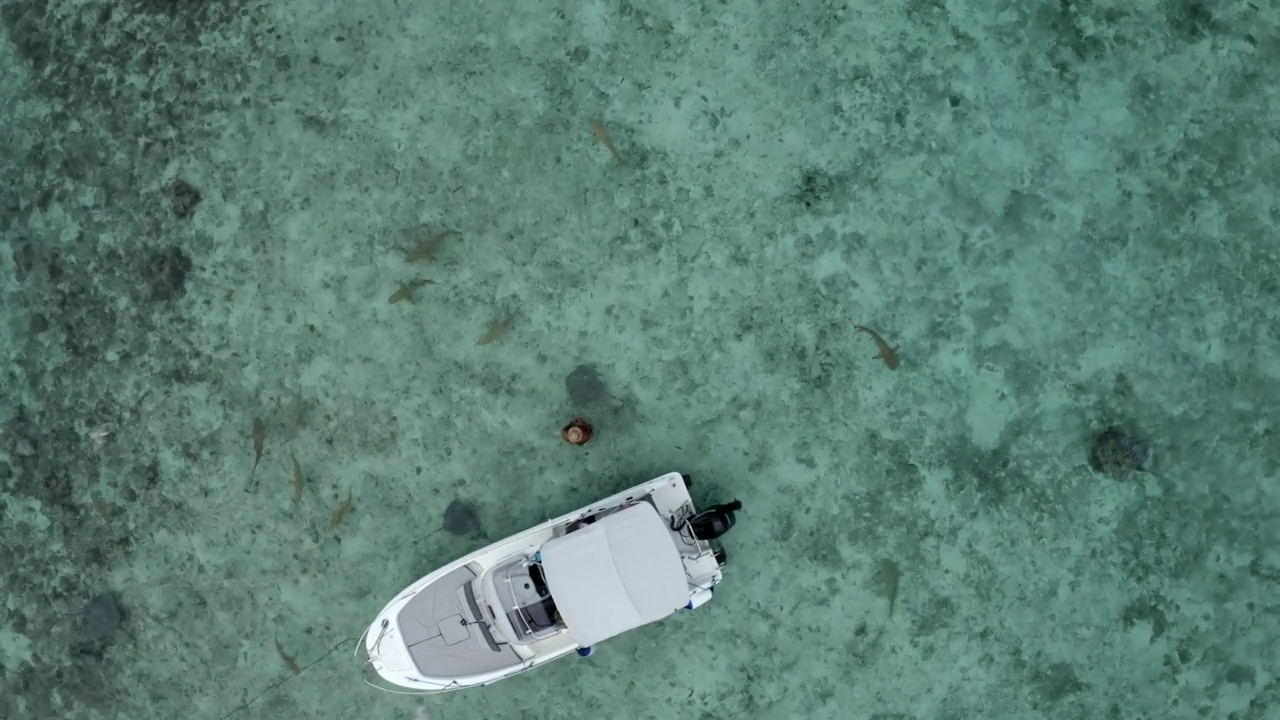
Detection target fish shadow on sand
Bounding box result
[564,363,629,413]
[443,498,482,537]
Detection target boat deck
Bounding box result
[396,565,523,678]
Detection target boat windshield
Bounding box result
[498,560,563,642]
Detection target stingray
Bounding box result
[1088,425,1152,478]
[565,364,621,406]
[71,592,125,661]
[443,498,482,536]
[79,593,124,642]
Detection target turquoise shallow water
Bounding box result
[2,2,1279,719]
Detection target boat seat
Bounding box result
[525,597,561,631]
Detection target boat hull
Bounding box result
[359,472,723,693]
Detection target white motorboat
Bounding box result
[358,471,741,693]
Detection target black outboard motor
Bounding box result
[689,500,742,541]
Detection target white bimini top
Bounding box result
[539,501,688,647]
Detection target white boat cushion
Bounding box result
[540,502,688,647]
